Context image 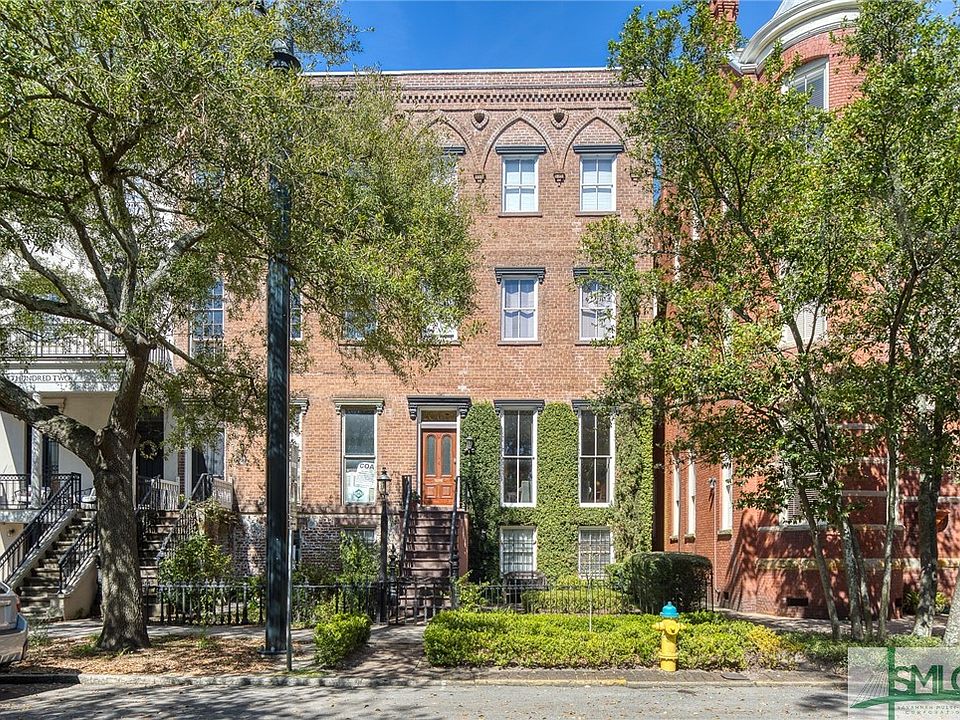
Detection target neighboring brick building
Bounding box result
[659,0,960,618]
[222,68,648,576]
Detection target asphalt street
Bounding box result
[0,681,848,719]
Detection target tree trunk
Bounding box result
[95,462,149,650]
[838,515,865,640]
[879,430,899,639]
[914,403,945,637]
[945,586,960,646]
[849,520,874,637]
[800,493,841,639]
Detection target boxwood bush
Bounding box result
[520,575,631,614]
[423,610,791,670]
[314,613,371,668]
[610,552,712,613]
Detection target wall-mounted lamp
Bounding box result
[553,172,565,186]
[473,172,486,185]
[708,476,717,490]
[629,168,643,183]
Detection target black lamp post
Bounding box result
[377,467,391,622]
[263,35,299,655]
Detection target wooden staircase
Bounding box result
[17,509,96,621]
[138,510,179,616]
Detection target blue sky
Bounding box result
[322,0,795,72]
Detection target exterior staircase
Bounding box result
[397,507,456,620]
[138,509,179,617]
[17,509,96,621]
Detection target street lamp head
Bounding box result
[464,436,475,456]
[377,467,391,499]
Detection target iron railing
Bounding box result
[58,515,98,592]
[0,474,31,510]
[398,475,414,577]
[0,326,173,369]
[0,473,81,583]
[448,474,461,583]
[136,476,180,512]
[154,473,230,568]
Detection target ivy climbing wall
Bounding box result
[460,401,654,580]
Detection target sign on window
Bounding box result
[346,461,376,504]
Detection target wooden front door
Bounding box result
[421,429,457,507]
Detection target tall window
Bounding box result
[578,527,614,579]
[343,308,376,343]
[501,276,537,341]
[500,527,536,574]
[502,409,535,505]
[342,408,377,504]
[579,280,616,341]
[782,304,827,347]
[791,62,827,110]
[191,428,224,486]
[580,155,615,212]
[191,280,224,355]
[687,455,697,534]
[502,156,538,212]
[290,284,303,341]
[721,455,734,531]
[579,410,612,505]
[671,455,681,538]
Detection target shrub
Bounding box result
[158,532,233,583]
[422,610,792,670]
[314,613,372,668]
[520,576,631,614]
[612,552,712,613]
[337,533,379,584]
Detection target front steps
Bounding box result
[398,508,456,620]
[17,509,97,622]
[138,510,179,619]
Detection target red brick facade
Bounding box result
[224,69,648,573]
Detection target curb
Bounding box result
[0,672,846,689]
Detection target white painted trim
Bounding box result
[500,273,539,342]
[501,154,540,214]
[340,406,378,505]
[576,410,614,508]
[500,407,537,508]
[499,525,538,574]
[578,153,617,213]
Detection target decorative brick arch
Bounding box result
[420,116,473,156]
[560,116,628,171]
[481,114,556,172]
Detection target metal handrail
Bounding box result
[0,473,81,583]
[58,515,98,592]
[154,473,226,568]
[398,475,414,578]
[0,474,31,510]
[448,474,462,582]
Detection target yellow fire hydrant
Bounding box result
[653,602,683,672]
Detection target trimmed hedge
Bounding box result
[423,610,790,670]
[314,613,371,668]
[610,552,712,613]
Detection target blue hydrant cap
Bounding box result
[660,601,679,618]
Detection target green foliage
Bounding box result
[902,588,949,616]
[612,552,713,613]
[158,533,233,583]
[462,402,653,580]
[781,631,942,672]
[314,614,372,668]
[337,533,379,584]
[520,582,631,615]
[453,574,492,613]
[423,611,794,670]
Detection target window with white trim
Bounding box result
[191,280,224,356]
[782,304,827,347]
[342,408,377,504]
[343,308,376,343]
[580,155,615,212]
[720,455,734,531]
[579,410,612,505]
[501,408,536,505]
[790,61,827,110]
[687,455,697,534]
[341,527,376,548]
[578,527,614,579]
[671,455,681,538]
[500,526,536,574]
[290,284,303,341]
[502,156,538,212]
[501,276,538,341]
[579,280,616,341]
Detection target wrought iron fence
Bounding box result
[136,476,180,512]
[0,474,31,510]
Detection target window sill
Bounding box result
[338,341,367,348]
[575,211,618,217]
[683,533,696,542]
[498,341,542,347]
[717,530,733,539]
[501,503,536,509]
[498,212,543,218]
[580,502,612,509]
[668,535,679,543]
[574,340,614,347]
